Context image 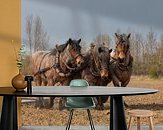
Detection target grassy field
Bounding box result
[21,76,163,125]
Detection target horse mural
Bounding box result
[32,38,84,108]
[81,43,112,110]
[109,33,133,106]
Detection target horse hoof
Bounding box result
[48,103,54,109]
[58,98,66,110]
[35,103,44,109]
[35,105,44,109]
[45,105,53,109]
[58,102,65,110]
[58,106,64,110]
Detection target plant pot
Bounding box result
[11,71,27,91]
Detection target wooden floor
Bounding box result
[19,125,163,130]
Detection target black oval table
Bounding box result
[0,86,158,130]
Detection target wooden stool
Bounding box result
[128,109,154,130]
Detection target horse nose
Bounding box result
[118,57,125,63]
[119,52,125,59]
[100,69,108,78]
[76,56,84,66]
[77,60,81,66]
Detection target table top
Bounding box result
[0,86,158,97]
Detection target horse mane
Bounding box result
[50,48,58,55]
[56,43,68,52]
[90,43,106,59]
[50,43,68,55]
[84,53,91,66]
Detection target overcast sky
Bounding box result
[22,0,163,45]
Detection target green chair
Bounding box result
[65,79,96,130]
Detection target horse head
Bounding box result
[57,38,84,68]
[114,33,131,63]
[91,43,112,79]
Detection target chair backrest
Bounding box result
[69,79,89,87]
[65,79,95,108]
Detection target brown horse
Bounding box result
[108,33,133,107]
[81,43,112,110]
[32,38,84,108]
[110,33,133,87]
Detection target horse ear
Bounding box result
[78,39,81,44]
[90,43,95,49]
[109,49,112,53]
[56,44,58,48]
[127,33,131,39]
[56,43,67,52]
[68,38,72,43]
[115,33,119,38]
[55,44,59,51]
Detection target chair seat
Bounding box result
[128,109,153,117]
[65,97,95,108]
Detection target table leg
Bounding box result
[0,96,18,130]
[110,96,127,130]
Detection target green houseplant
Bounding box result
[16,44,26,73]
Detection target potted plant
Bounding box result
[11,43,27,91]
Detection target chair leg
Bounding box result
[128,116,134,130]
[149,116,154,130]
[87,109,95,130]
[137,117,141,130]
[66,109,74,130]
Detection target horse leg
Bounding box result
[34,76,45,108]
[47,78,55,108]
[96,90,109,110]
[49,97,55,108]
[112,75,120,87]
[121,80,130,107]
[98,81,111,110]
[87,81,104,110]
[58,97,66,110]
[35,97,44,108]
[95,97,105,110]
[58,79,71,110]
